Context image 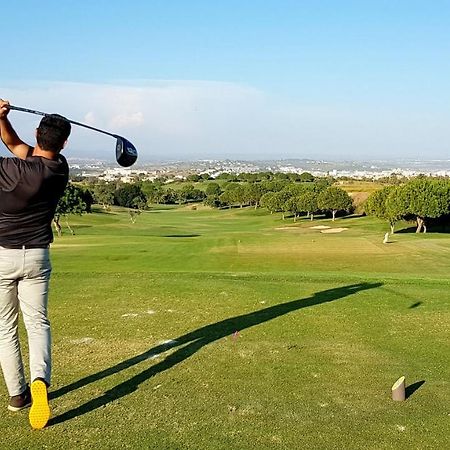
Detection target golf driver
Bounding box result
[9,105,138,167]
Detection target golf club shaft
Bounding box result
[9,105,117,139]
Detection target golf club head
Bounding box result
[115,136,138,167]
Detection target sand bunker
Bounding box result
[320,228,348,233]
[276,225,348,233]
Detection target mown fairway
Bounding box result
[1,206,449,449]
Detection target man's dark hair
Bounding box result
[36,114,71,152]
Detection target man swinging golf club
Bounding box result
[0,99,70,429]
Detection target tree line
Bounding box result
[54,173,449,235]
[84,175,354,221]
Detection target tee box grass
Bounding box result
[1,206,448,450]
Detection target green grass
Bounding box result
[1,206,449,449]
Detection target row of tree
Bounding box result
[214,171,316,183]
[140,171,317,184]
[88,178,334,210]
[94,181,207,208]
[204,178,335,210]
[55,175,449,235]
[365,177,450,233]
[86,177,353,221]
[260,185,353,221]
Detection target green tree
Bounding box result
[317,187,353,221]
[141,182,167,205]
[203,182,222,208]
[177,184,195,204]
[310,180,330,194]
[191,188,206,202]
[299,172,315,182]
[260,192,276,214]
[205,182,222,196]
[216,173,238,182]
[141,181,157,200]
[365,186,403,233]
[92,181,115,210]
[218,190,234,207]
[244,183,267,209]
[271,190,293,220]
[259,171,273,181]
[296,191,319,220]
[284,191,319,222]
[159,188,177,204]
[400,178,450,233]
[186,174,201,182]
[54,183,89,236]
[285,196,302,221]
[81,188,94,213]
[314,177,334,191]
[204,195,221,208]
[283,183,308,197]
[114,184,146,209]
[239,173,258,183]
[219,183,247,208]
[287,173,301,182]
[261,180,289,193]
[385,186,408,233]
[274,172,289,181]
[233,184,247,208]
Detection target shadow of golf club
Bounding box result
[408,301,423,309]
[163,234,201,238]
[49,282,382,426]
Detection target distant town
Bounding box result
[68,158,450,183]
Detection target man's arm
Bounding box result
[0,99,33,160]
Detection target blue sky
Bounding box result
[2,1,449,162]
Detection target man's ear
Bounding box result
[62,140,68,149]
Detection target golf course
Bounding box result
[1,205,449,449]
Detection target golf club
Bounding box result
[9,105,138,167]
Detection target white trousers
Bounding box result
[0,247,52,396]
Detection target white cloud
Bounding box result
[2,80,449,162]
[84,111,96,125]
[2,80,269,161]
[110,111,144,128]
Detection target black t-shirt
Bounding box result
[0,155,69,247]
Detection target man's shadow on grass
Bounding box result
[49,282,382,426]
